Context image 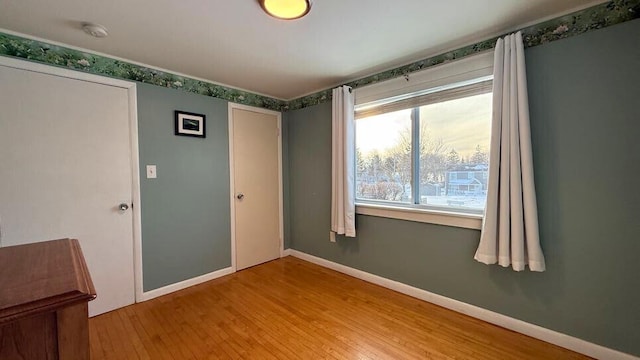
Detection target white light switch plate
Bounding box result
[329,231,336,242]
[146,165,157,179]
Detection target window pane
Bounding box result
[418,93,492,212]
[356,109,412,203]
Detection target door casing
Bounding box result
[0,56,145,304]
[228,102,284,272]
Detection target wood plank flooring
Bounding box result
[89,256,590,359]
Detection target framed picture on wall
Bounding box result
[175,110,206,138]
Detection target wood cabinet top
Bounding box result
[0,238,96,325]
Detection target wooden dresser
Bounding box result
[0,238,96,360]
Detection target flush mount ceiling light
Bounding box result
[82,22,108,38]
[259,0,312,20]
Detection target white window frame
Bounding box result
[353,51,494,230]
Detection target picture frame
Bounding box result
[175,110,206,138]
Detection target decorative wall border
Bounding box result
[0,32,287,111]
[1,0,638,112]
[285,0,640,110]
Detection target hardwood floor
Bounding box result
[89,256,590,359]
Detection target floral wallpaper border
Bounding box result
[1,0,638,112]
[0,33,287,111]
[286,0,640,110]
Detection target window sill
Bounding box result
[355,203,482,230]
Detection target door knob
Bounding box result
[236,193,245,200]
[119,203,130,211]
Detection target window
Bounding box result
[355,78,492,215]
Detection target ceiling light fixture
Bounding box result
[82,23,109,38]
[259,0,312,20]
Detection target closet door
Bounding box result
[0,63,136,316]
[230,105,282,270]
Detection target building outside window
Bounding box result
[355,78,492,214]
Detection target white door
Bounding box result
[0,64,136,316]
[231,106,282,270]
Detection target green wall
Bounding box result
[137,83,231,291]
[286,19,640,356]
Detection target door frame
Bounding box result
[0,56,145,303]
[228,102,284,272]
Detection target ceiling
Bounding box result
[0,0,606,100]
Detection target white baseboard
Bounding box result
[286,249,637,360]
[139,266,234,302]
[139,249,295,302]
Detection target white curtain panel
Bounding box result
[474,32,546,271]
[331,85,356,237]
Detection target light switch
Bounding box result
[146,165,157,179]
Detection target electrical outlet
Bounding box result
[329,231,336,243]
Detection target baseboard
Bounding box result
[282,248,292,257]
[139,266,234,302]
[286,249,637,360]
